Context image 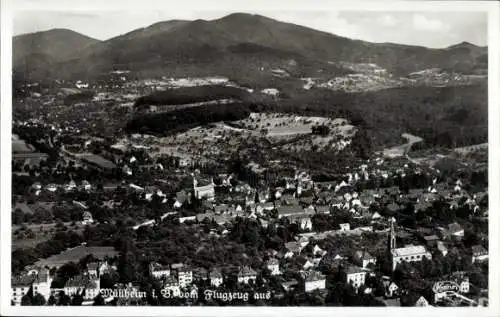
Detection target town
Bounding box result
[11,73,489,307]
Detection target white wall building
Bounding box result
[149,262,171,279]
[267,258,281,276]
[237,266,257,284]
[304,271,326,292]
[391,245,432,271]
[344,266,366,289]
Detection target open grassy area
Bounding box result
[34,245,119,268]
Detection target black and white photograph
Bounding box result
[1,0,499,316]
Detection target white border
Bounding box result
[1,1,499,316]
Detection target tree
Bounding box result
[57,291,71,306]
[47,295,57,306]
[32,293,47,306]
[71,294,84,306]
[21,294,32,306]
[93,294,105,306]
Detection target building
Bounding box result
[32,268,52,302]
[471,245,488,264]
[193,177,215,201]
[353,250,377,269]
[388,219,432,271]
[209,269,223,287]
[415,296,430,307]
[339,223,350,231]
[149,262,171,279]
[82,211,94,225]
[237,266,257,284]
[384,281,399,298]
[86,262,100,277]
[288,214,313,230]
[447,222,465,239]
[80,154,117,173]
[277,205,305,218]
[64,275,100,300]
[344,266,366,289]
[266,258,281,276]
[11,275,35,305]
[304,271,326,293]
[177,266,193,287]
[163,276,180,295]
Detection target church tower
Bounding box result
[388,217,396,251]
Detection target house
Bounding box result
[339,223,350,231]
[437,241,448,256]
[414,296,430,307]
[299,258,315,270]
[177,266,193,287]
[86,262,100,277]
[281,279,299,292]
[459,277,470,293]
[344,266,366,289]
[313,245,327,257]
[277,205,305,218]
[422,235,439,247]
[284,241,306,258]
[31,267,52,302]
[353,250,377,269]
[11,275,35,305]
[209,269,223,287]
[471,245,488,263]
[384,281,399,298]
[163,276,180,295]
[179,215,196,223]
[304,271,326,292]
[288,214,313,230]
[81,211,94,225]
[237,266,257,284]
[371,212,382,221]
[64,275,100,300]
[149,262,171,279]
[447,222,464,239]
[267,258,281,276]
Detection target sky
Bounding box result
[13,9,487,48]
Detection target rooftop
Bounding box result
[80,154,117,170]
[345,265,366,275]
[277,205,305,216]
[391,245,429,257]
[12,275,35,287]
[305,271,326,282]
[238,266,257,277]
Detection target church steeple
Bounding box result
[388,217,396,251]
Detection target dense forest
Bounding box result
[127,82,487,150]
[126,102,254,135]
[134,85,250,108]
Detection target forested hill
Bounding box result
[126,82,487,150]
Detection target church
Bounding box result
[193,177,215,201]
[388,218,432,271]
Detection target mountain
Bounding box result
[13,13,488,81]
[13,29,100,77]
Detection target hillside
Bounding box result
[127,82,487,149]
[13,13,487,81]
[13,29,100,78]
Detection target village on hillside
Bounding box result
[10,73,489,307]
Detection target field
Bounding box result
[454,143,488,155]
[382,133,424,158]
[34,245,119,268]
[117,113,357,165]
[12,221,90,251]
